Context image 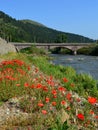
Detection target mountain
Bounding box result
[0,11,95,43]
[20,19,46,27]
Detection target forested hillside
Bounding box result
[0,11,95,43]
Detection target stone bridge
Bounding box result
[9,42,92,55]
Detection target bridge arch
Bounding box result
[49,46,86,55]
[49,46,72,54]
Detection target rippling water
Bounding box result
[49,54,98,80]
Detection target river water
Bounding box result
[49,54,98,80]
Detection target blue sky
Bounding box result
[0,0,98,40]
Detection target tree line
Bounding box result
[0,11,95,43]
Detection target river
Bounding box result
[49,54,98,80]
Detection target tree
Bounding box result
[55,34,67,43]
[96,40,98,44]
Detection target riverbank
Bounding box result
[0,52,98,129]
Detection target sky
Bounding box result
[0,0,98,40]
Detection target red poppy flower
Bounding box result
[50,81,55,87]
[88,97,97,104]
[66,93,72,100]
[0,77,2,81]
[42,110,47,114]
[36,83,42,89]
[49,75,53,80]
[90,110,94,115]
[16,84,20,87]
[58,86,66,92]
[38,102,44,107]
[24,82,29,87]
[30,84,35,88]
[53,95,57,98]
[42,86,48,92]
[77,113,84,121]
[35,68,39,73]
[28,66,30,71]
[52,101,56,106]
[52,89,57,95]
[45,97,50,103]
[94,115,98,119]
[66,106,71,110]
[63,77,68,82]
[77,98,81,102]
[61,100,66,105]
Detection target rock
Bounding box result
[0,37,17,55]
[58,109,69,123]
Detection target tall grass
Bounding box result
[28,55,98,98]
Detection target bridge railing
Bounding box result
[9,42,94,46]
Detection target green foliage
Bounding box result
[77,47,93,55]
[50,47,71,54]
[20,45,47,55]
[48,119,69,130]
[77,44,98,56]
[75,73,98,98]
[62,121,69,130]
[0,11,95,43]
[0,101,3,106]
[55,34,67,43]
[91,45,98,55]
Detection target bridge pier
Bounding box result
[73,50,77,55]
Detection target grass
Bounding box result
[28,55,98,98]
[0,50,98,130]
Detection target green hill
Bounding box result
[20,19,46,27]
[0,11,95,43]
